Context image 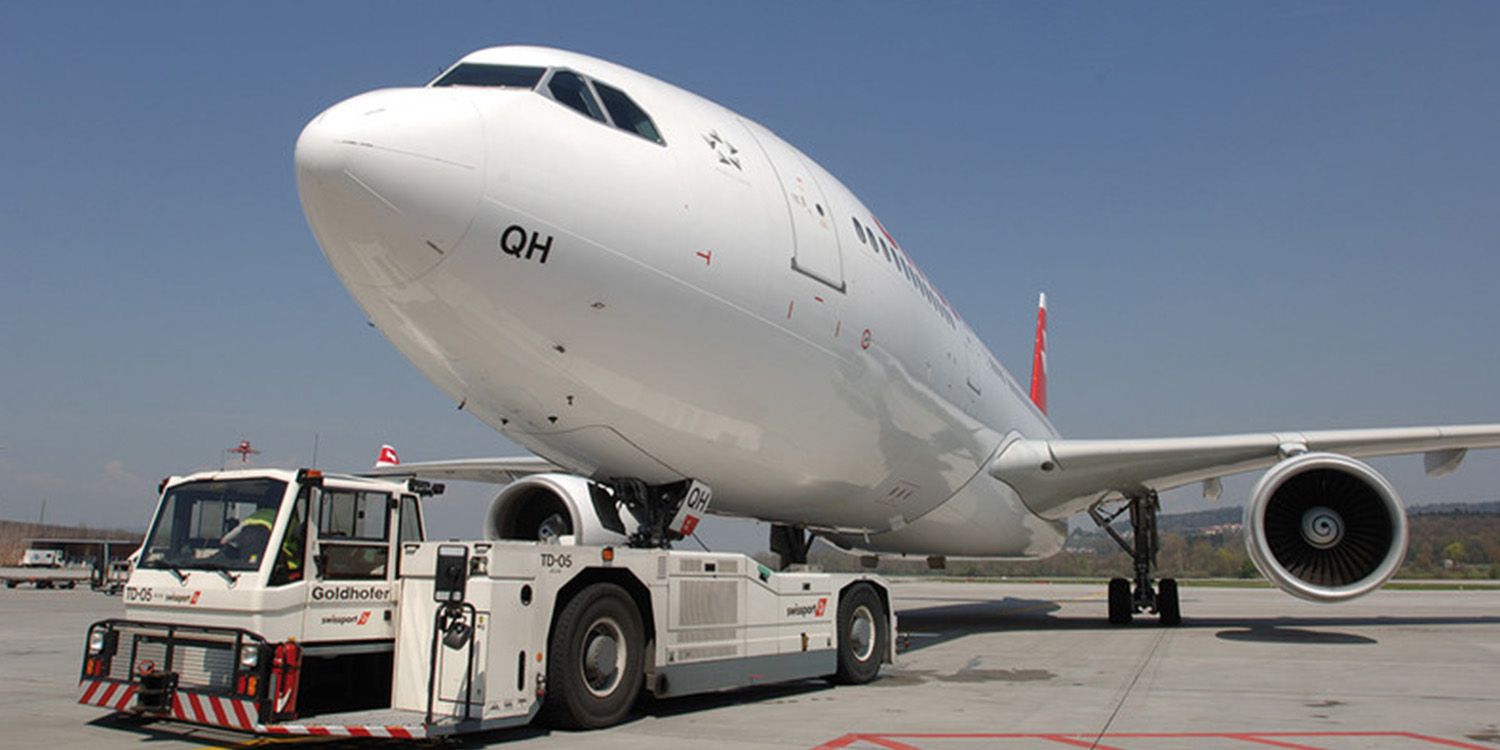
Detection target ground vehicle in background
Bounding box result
[3,548,88,589]
[22,548,63,567]
[78,467,892,737]
[91,555,135,595]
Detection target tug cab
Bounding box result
[85,469,438,722]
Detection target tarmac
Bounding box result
[3,580,1498,749]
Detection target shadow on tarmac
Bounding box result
[82,594,1500,748]
[437,681,836,748]
[84,682,840,749]
[892,595,1500,652]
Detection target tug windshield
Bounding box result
[141,478,287,573]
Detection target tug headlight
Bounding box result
[88,630,107,655]
[239,644,260,670]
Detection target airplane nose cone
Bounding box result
[296,90,484,286]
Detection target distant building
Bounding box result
[20,538,138,568]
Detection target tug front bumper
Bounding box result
[79,619,277,731]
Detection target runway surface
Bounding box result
[4,580,1498,749]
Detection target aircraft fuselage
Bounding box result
[296,47,1065,557]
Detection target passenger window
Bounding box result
[431,63,546,89]
[547,71,606,122]
[316,490,390,580]
[593,81,664,144]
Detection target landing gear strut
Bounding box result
[1089,491,1181,626]
[611,479,703,549]
[769,524,815,570]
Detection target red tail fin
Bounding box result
[375,444,400,468]
[1029,293,1047,414]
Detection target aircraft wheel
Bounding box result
[1107,577,1132,625]
[4,581,16,589]
[543,583,644,729]
[1157,578,1181,626]
[833,583,887,684]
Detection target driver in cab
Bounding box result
[216,508,277,565]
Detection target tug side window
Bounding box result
[395,494,423,577]
[316,490,391,580]
[399,495,423,543]
[270,487,309,586]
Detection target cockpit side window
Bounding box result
[431,63,546,89]
[547,71,607,123]
[593,81,664,145]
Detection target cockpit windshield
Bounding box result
[140,478,287,573]
[431,63,547,89]
[428,61,666,146]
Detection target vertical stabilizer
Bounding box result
[1029,293,1048,414]
[375,444,401,468]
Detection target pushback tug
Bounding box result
[79,468,893,737]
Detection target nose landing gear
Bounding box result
[1090,491,1181,626]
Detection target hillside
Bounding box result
[808,505,1500,580]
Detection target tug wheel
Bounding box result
[543,583,644,729]
[833,583,886,684]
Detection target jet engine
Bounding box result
[486,473,636,546]
[1243,452,1408,602]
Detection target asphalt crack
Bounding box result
[1087,628,1170,748]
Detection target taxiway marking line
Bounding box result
[1226,734,1328,750]
[812,732,1494,749]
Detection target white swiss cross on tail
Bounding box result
[374,444,400,468]
[1029,293,1048,415]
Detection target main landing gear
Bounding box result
[769,524,815,570]
[1089,491,1181,626]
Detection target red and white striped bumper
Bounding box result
[77,679,257,732]
[261,724,421,739]
[79,678,425,739]
[78,679,138,712]
[169,689,258,731]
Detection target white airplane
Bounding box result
[295,46,1500,624]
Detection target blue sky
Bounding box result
[3,2,1498,549]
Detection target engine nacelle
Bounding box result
[486,473,636,546]
[1244,452,1408,603]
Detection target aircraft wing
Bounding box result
[364,456,558,485]
[989,424,1500,519]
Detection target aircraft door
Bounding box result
[740,119,846,292]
